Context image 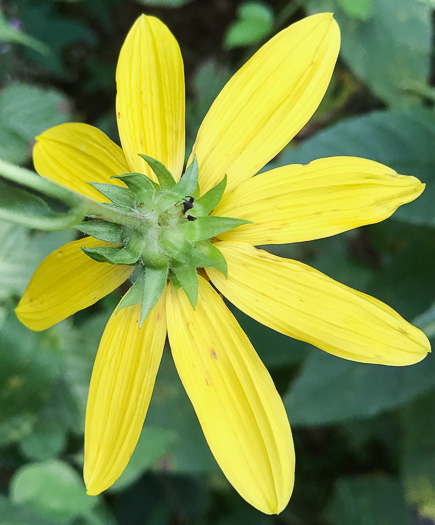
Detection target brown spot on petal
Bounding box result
[117,112,121,118]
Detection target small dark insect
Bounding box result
[182,196,194,214]
[187,215,197,221]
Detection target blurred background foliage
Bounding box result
[0,0,435,523]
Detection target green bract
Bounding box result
[79,155,250,324]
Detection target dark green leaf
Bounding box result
[327,476,413,525]
[276,109,435,228]
[306,0,431,107]
[109,426,177,492]
[284,350,435,426]
[400,390,435,518]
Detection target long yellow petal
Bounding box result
[166,277,294,514]
[190,13,340,194]
[215,157,425,244]
[116,15,185,180]
[15,237,134,331]
[207,242,430,366]
[33,123,130,202]
[85,292,167,494]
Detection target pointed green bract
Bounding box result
[76,221,124,244]
[173,156,199,197]
[82,246,140,265]
[77,154,247,310]
[195,175,227,215]
[139,154,176,189]
[88,182,136,207]
[112,173,157,204]
[139,266,169,326]
[181,215,251,242]
[196,241,228,276]
[117,272,145,311]
[172,264,199,308]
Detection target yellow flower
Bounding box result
[15,13,430,515]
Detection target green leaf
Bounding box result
[136,0,193,5]
[413,300,435,340]
[181,215,250,242]
[284,350,435,426]
[10,460,97,522]
[305,0,431,107]
[173,157,199,198]
[195,175,227,216]
[19,420,66,461]
[172,265,198,308]
[20,4,97,77]
[224,2,274,49]
[0,84,71,140]
[76,221,124,244]
[337,0,372,20]
[109,426,177,492]
[0,494,57,525]
[0,225,73,301]
[0,313,65,445]
[327,476,413,525]
[88,182,135,207]
[139,154,176,189]
[145,351,218,474]
[276,109,435,228]
[0,13,48,54]
[400,391,435,519]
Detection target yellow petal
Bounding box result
[207,242,430,366]
[15,237,134,331]
[116,15,185,180]
[215,157,425,244]
[85,291,167,494]
[190,13,340,195]
[166,277,294,514]
[33,123,130,202]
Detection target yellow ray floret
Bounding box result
[33,123,130,202]
[85,291,167,495]
[116,15,185,180]
[215,156,425,244]
[191,13,340,194]
[166,277,294,514]
[15,237,134,331]
[207,242,430,366]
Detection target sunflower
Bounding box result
[16,13,430,514]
